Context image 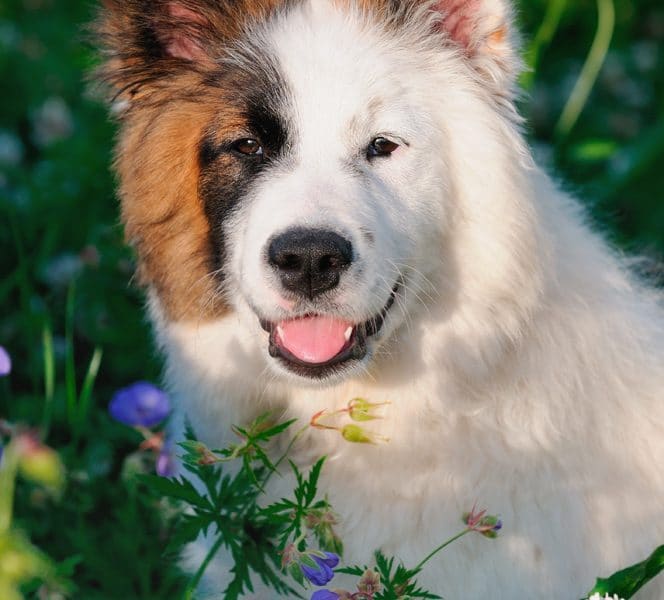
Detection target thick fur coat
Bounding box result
[94,1,664,597]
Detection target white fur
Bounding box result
[151,1,664,598]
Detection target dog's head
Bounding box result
[96,0,541,384]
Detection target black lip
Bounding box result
[261,282,400,378]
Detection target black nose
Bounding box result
[268,228,353,299]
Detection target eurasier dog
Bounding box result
[94,1,664,597]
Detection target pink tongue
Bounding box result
[277,316,353,364]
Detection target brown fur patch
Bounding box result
[115,96,221,321]
[93,1,295,322]
[93,0,296,105]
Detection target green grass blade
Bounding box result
[42,323,56,439]
[65,281,78,433]
[76,347,103,434]
[555,0,615,139]
[521,0,568,91]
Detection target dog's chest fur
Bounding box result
[155,234,664,598]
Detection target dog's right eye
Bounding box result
[367,137,399,159]
[231,138,264,157]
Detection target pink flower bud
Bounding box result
[357,568,381,594]
[463,504,502,538]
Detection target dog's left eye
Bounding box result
[367,137,399,158]
[232,138,264,157]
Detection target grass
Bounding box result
[0,0,663,597]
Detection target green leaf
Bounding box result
[166,513,215,553]
[586,545,664,599]
[305,457,325,506]
[138,475,213,510]
[255,418,298,441]
[259,499,297,518]
[337,565,366,577]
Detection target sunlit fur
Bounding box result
[96,0,664,598]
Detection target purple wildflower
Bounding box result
[311,591,340,600]
[0,346,11,377]
[317,552,340,569]
[156,440,177,477]
[301,562,334,586]
[109,381,171,427]
[301,552,339,586]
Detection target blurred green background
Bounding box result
[0,0,662,597]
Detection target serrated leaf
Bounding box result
[184,419,199,441]
[250,411,275,429]
[290,460,304,487]
[255,418,298,441]
[233,425,249,438]
[337,565,366,576]
[259,499,297,518]
[166,513,213,553]
[586,545,664,599]
[178,440,204,452]
[138,475,213,510]
[305,457,325,505]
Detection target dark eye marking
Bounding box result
[231,138,264,157]
[367,137,400,159]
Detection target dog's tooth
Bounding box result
[344,327,353,342]
[276,325,285,341]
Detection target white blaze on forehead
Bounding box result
[265,1,425,167]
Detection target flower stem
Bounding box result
[182,534,225,600]
[413,529,471,573]
[555,0,615,139]
[42,323,55,439]
[261,424,309,490]
[521,0,568,90]
[0,441,19,534]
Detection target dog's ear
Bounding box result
[156,2,215,63]
[429,0,519,91]
[92,1,227,106]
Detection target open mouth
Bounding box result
[260,284,399,378]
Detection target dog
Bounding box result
[94,0,664,597]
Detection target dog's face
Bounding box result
[97,0,532,384]
[219,5,452,382]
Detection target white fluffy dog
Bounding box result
[95,0,664,597]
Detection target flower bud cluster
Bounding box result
[305,509,343,557]
[310,398,390,445]
[463,505,503,539]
